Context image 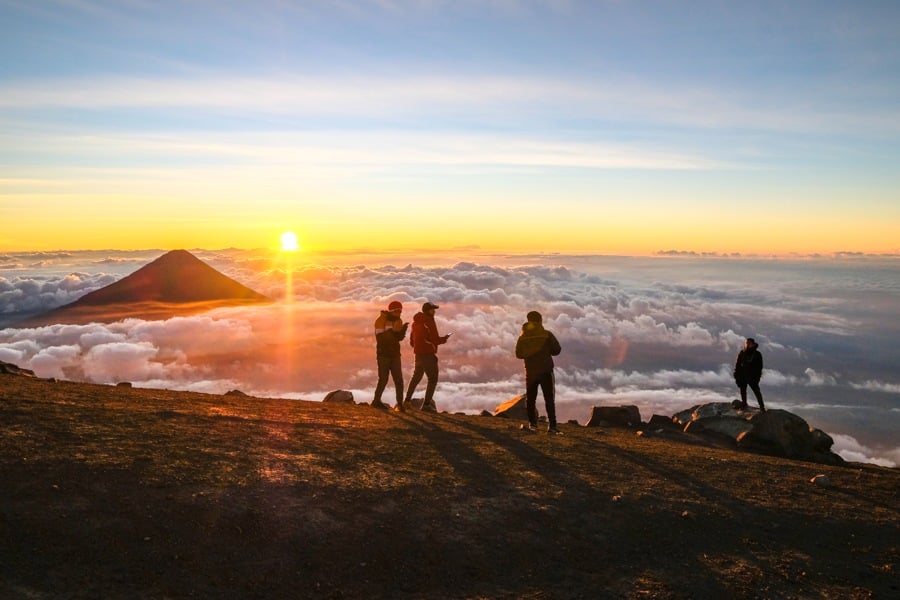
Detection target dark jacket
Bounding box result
[733,345,763,384]
[410,312,448,355]
[515,322,561,383]
[374,310,408,357]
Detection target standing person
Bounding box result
[372,301,408,410]
[733,337,766,412]
[515,311,562,434]
[404,301,450,412]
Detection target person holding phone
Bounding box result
[372,300,408,411]
[404,301,450,412]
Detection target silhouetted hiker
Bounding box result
[404,301,450,413]
[734,337,765,412]
[515,311,562,434]
[372,301,408,411]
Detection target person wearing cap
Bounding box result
[372,300,409,410]
[515,311,562,434]
[733,337,765,412]
[404,301,450,412]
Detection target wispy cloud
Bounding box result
[1,74,896,137]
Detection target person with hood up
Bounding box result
[372,300,408,410]
[404,301,450,412]
[515,311,562,434]
[733,337,765,412]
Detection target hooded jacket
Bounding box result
[410,311,448,355]
[733,342,763,384]
[515,321,562,382]
[374,310,408,357]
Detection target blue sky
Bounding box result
[1,1,899,253]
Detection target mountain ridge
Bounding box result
[14,249,270,326]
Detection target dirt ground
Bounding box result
[1,375,898,599]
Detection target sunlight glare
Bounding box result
[280,231,300,252]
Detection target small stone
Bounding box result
[810,474,832,487]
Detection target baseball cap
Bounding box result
[388,301,403,311]
[422,302,440,311]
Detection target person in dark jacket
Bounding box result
[372,300,408,410]
[404,301,450,412]
[515,311,562,433]
[733,337,765,412]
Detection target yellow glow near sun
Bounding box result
[280,231,300,252]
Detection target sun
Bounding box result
[280,231,300,252]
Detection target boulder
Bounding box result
[323,390,354,403]
[672,402,753,426]
[224,389,248,397]
[116,381,133,388]
[648,414,681,431]
[0,361,36,377]
[586,405,642,428]
[736,410,844,465]
[493,394,529,421]
[674,403,843,465]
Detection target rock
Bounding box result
[404,397,426,411]
[493,394,529,421]
[479,410,493,417]
[672,402,844,465]
[673,403,843,465]
[585,405,642,428]
[810,474,832,487]
[737,410,844,465]
[809,428,835,453]
[648,414,681,431]
[0,361,36,377]
[323,390,354,403]
[673,402,750,426]
[224,389,248,397]
[116,381,133,388]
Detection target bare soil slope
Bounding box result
[1,376,897,599]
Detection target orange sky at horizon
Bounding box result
[0,201,900,256]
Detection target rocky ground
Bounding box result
[1,375,898,599]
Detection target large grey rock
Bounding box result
[736,410,844,465]
[674,403,843,465]
[586,405,642,428]
[323,390,354,403]
[493,394,529,421]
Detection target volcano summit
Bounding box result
[16,250,270,327]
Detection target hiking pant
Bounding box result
[526,370,556,428]
[737,379,765,410]
[406,354,438,403]
[374,354,403,404]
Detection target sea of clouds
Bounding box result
[1,249,898,467]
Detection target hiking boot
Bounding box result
[547,426,563,435]
[370,400,389,410]
[520,423,537,432]
[421,400,437,413]
[394,402,406,413]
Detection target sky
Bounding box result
[2,250,899,467]
[2,0,900,255]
